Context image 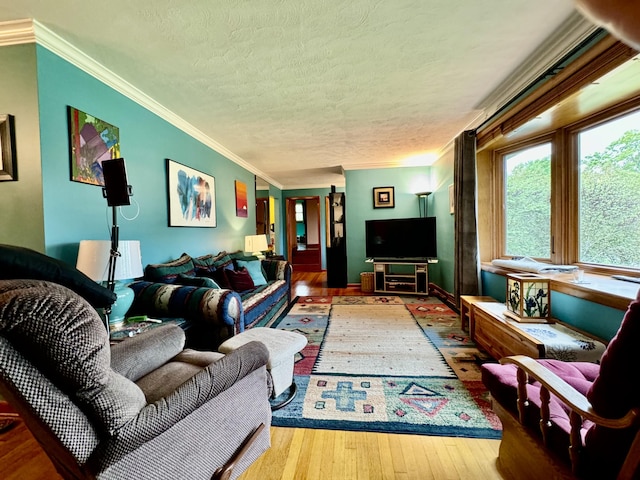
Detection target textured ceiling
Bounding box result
[0,1,586,188]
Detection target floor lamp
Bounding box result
[98,158,135,331]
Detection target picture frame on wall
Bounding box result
[68,106,121,186]
[235,180,248,217]
[166,159,216,227]
[0,114,17,182]
[373,186,395,208]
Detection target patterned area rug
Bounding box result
[270,295,502,439]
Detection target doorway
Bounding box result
[285,196,322,271]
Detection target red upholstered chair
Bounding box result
[482,288,640,480]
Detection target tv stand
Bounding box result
[373,260,428,295]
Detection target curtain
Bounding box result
[453,130,481,305]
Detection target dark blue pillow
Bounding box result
[0,244,116,308]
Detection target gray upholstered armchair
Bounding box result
[0,279,272,480]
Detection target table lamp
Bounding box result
[76,240,143,330]
[244,234,269,259]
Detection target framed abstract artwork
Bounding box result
[373,186,395,208]
[68,106,121,185]
[0,114,17,181]
[235,180,248,217]
[166,159,216,227]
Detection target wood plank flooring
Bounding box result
[0,271,503,479]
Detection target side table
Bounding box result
[110,317,189,342]
[459,295,498,337]
[473,301,606,362]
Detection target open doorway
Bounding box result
[285,196,321,271]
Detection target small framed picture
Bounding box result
[373,186,395,209]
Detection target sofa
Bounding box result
[128,251,292,350]
[481,288,640,479]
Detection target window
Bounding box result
[503,143,552,259]
[295,202,304,222]
[491,103,640,274]
[576,110,640,269]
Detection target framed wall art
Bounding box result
[166,159,216,227]
[235,180,248,217]
[0,114,17,182]
[373,186,395,208]
[68,106,120,185]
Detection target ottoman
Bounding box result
[219,327,307,410]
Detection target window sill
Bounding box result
[482,262,638,311]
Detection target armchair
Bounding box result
[482,288,640,479]
[0,279,272,480]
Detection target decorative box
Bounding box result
[504,273,551,323]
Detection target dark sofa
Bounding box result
[128,251,292,350]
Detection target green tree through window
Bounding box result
[579,128,640,268]
[504,144,551,258]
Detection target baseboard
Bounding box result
[429,283,457,312]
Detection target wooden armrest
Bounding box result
[500,355,640,429]
[212,423,266,480]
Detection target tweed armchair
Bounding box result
[0,279,272,480]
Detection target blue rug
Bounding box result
[269,295,502,439]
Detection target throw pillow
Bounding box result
[211,254,234,271]
[175,273,220,289]
[226,267,255,292]
[236,259,268,286]
[144,253,195,283]
[0,244,116,308]
[210,267,231,289]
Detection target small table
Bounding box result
[459,295,498,336]
[110,317,188,342]
[472,302,606,362]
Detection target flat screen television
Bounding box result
[365,217,436,260]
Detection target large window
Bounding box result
[504,143,552,259]
[577,110,640,269]
[493,104,640,273]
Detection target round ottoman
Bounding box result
[218,327,307,410]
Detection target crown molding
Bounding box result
[0,19,36,46]
[0,19,283,190]
[474,12,599,122]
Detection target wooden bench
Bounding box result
[472,301,606,362]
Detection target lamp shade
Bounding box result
[76,240,143,281]
[244,234,269,254]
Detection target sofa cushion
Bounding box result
[0,244,116,308]
[175,273,220,289]
[236,259,268,286]
[144,253,195,283]
[0,280,146,435]
[227,267,255,292]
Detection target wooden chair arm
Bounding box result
[212,423,266,480]
[500,355,640,429]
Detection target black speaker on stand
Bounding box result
[101,158,133,331]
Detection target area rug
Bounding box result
[269,295,502,439]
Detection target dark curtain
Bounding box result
[453,130,480,305]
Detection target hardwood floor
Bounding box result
[0,271,502,479]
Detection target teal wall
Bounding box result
[481,271,625,341]
[429,150,455,293]
[344,167,433,284]
[0,44,45,251]
[34,46,257,266]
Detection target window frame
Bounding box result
[491,98,640,276]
